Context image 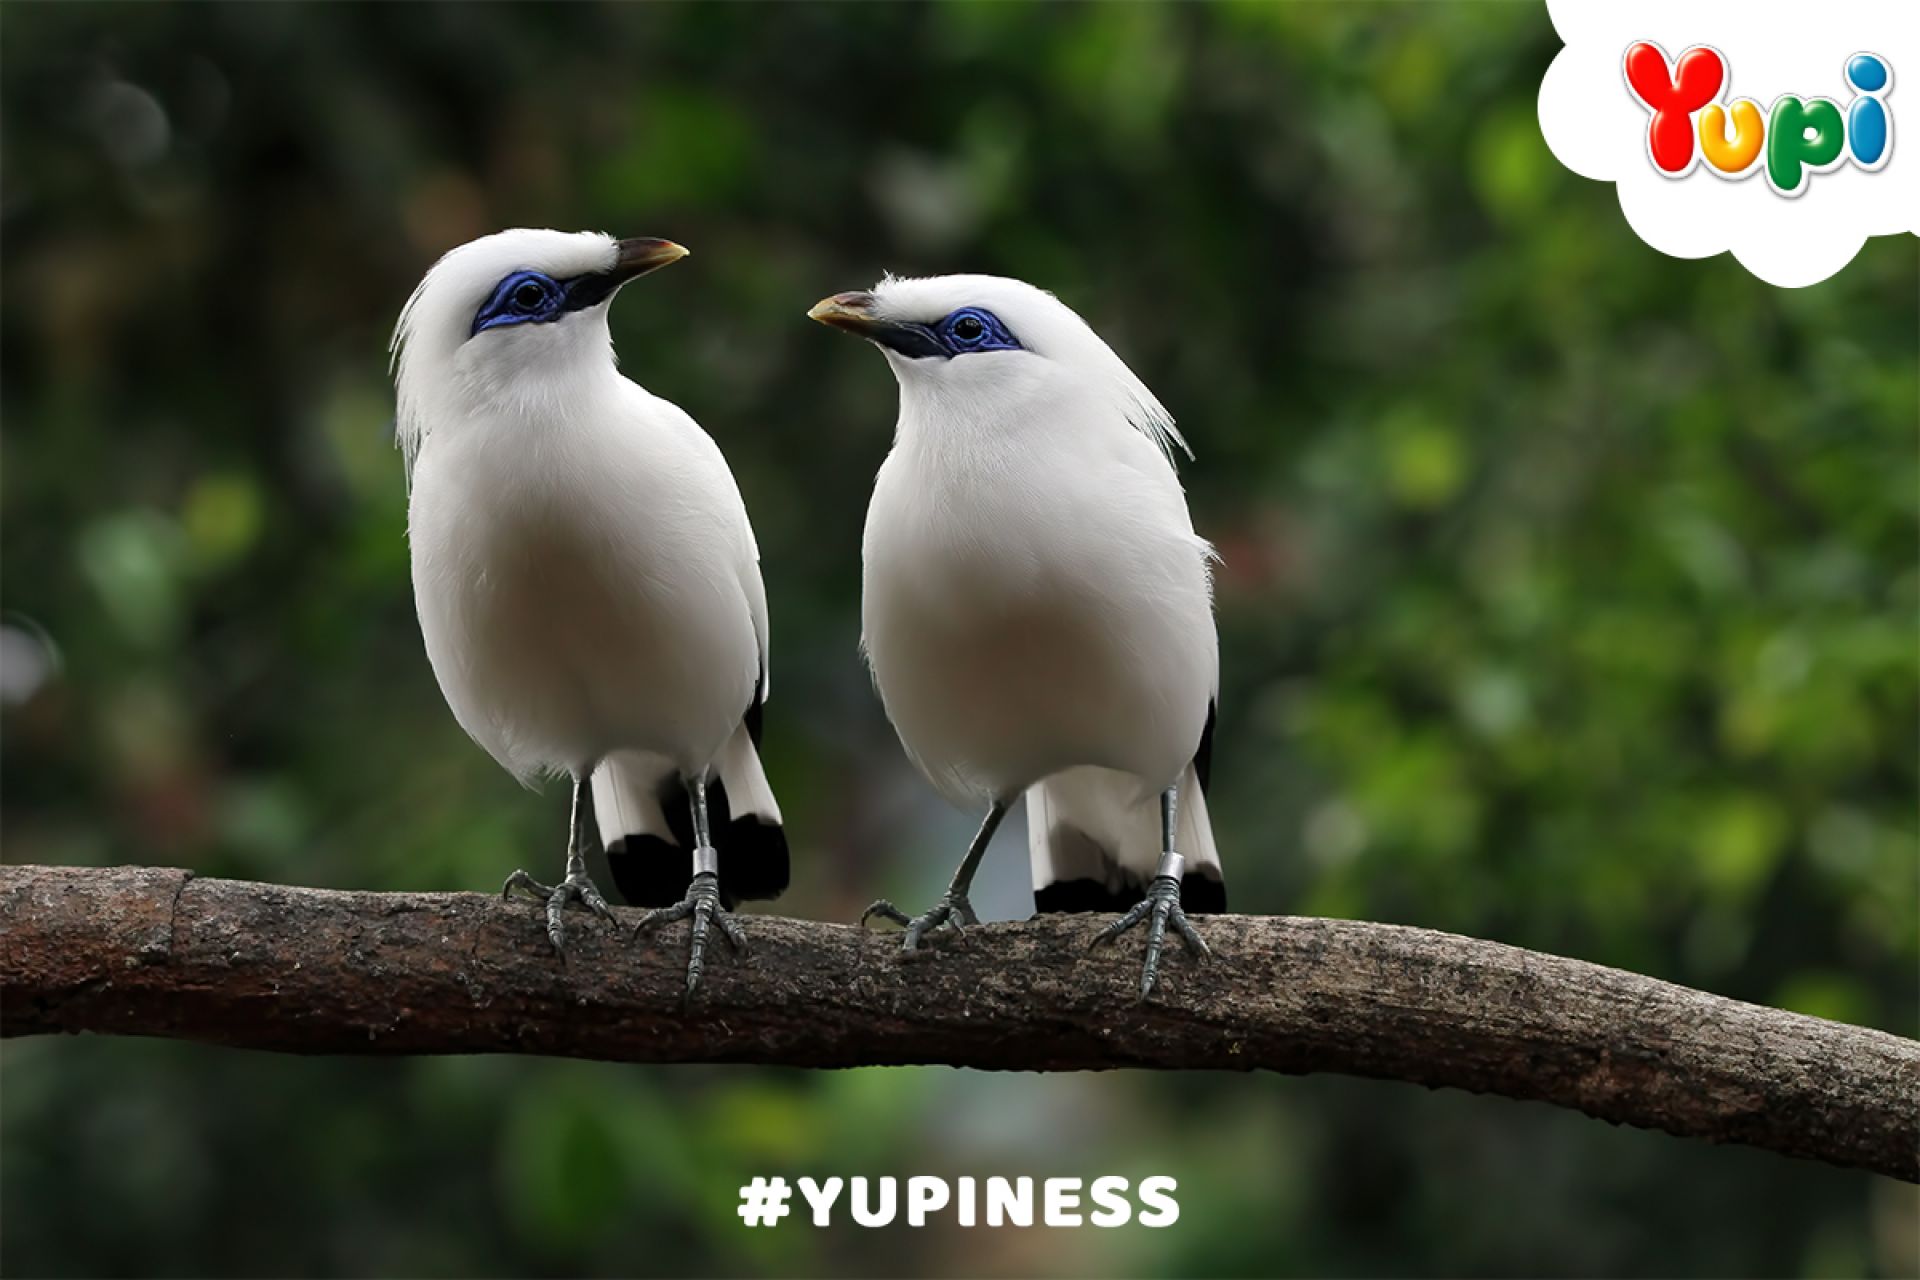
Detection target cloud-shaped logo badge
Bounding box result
[1539,0,1918,286]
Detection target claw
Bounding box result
[1171,910,1211,959]
[1092,875,1208,997]
[504,867,616,957]
[501,869,554,902]
[860,899,913,930]
[633,897,690,937]
[862,891,975,953]
[1141,902,1171,997]
[1090,897,1153,950]
[635,868,745,994]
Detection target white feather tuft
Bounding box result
[391,228,620,488]
[870,274,1192,465]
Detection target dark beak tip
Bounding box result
[613,237,690,277]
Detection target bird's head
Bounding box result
[806,273,1187,460]
[391,228,687,474]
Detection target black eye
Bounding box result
[513,282,546,310]
[953,314,985,341]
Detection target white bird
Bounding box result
[808,274,1224,996]
[392,228,786,991]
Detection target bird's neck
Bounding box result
[892,368,1077,474]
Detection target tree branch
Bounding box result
[3,864,1914,1181]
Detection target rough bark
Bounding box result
[3,864,1914,1181]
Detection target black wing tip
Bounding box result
[744,680,766,748]
[1194,699,1217,792]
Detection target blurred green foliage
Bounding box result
[2,3,1914,1277]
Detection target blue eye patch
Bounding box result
[471,268,648,337]
[935,307,1021,355]
[471,270,566,336]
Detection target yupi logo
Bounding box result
[1624,44,1893,196]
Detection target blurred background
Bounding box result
[2,3,1915,1276]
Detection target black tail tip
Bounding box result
[721,815,789,902]
[1181,870,1227,914]
[1033,870,1226,916]
[604,819,789,910]
[1034,878,1140,914]
[606,835,694,909]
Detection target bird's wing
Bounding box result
[596,388,786,906]
[743,533,771,710]
[631,385,772,709]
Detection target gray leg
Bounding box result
[861,799,1007,950]
[633,773,748,995]
[1090,785,1210,997]
[502,775,619,956]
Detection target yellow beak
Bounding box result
[806,290,881,333]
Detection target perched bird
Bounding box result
[808,275,1224,996]
[392,228,787,991]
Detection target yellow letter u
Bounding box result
[1699,99,1764,175]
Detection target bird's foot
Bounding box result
[501,866,619,957]
[1089,868,1210,998]
[633,868,747,995]
[859,890,980,951]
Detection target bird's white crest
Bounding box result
[868,273,1192,463]
[390,228,622,485]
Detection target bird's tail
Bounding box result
[593,724,789,909]
[1026,762,1226,914]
